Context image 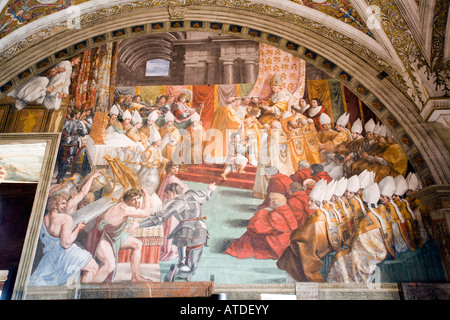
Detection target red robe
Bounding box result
[304,106,328,131]
[225,204,298,260]
[290,168,312,185]
[257,173,293,210]
[312,171,333,183]
[287,191,314,226]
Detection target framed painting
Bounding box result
[12,106,49,133]
[0,133,61,300]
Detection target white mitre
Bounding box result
[109,104,120,116]
[359,170,371,190]
[378,175,396,198]
[122,109,132,120]
[309,179,327,203]
[364,118,376,133]
[148,110,160,122]
[334,177,348,197]
[165,112,175,122]
[336,112,350,127]
[394,175,408,196]
[319,113,331,125]
[324,180,337,202]
[131,109,142,125]
[351,118,363,134]
[363,183,380,205]
[346,175,360,193]
[378,124,387,137]
[406,172,420,191]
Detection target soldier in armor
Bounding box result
[139,182,217,281]
[56,111,90,183]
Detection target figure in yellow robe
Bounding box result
[159,119,182,163]
[331,195,355,246]
[406,192,432,247]
[243,107,264,166]
[126,127,148,149]
[368,142,408,183]
[394,197,418,249]
[280,107,307,133]
[300,121,322,165]
[285,122,308,172]
[352,140,390,176]
[277,201,342,282]
[186,115,207,165]
[207,98,243,160]
[258,74,291,126]
[277,180,343,282]
[327,184,395,283]
[319,128,351,154]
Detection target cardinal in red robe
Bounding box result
[310,163,333,183]
[304,98,329,131]
[287,188,314,226]
[225,193,298,260]
[289,161,312,186]
[257,166,293,210]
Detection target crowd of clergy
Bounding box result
[75,73,430,283]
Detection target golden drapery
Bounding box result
[73,50,91,109]
[108,42,119,108]
[249,43,306,102]
[138,86,163,104]
[306,79,334,124]
[94,43,115,112]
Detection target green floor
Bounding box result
[159,181,447,284]
[159,181,288,284]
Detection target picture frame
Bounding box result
[0,133,61,300]
[12,106,49,133]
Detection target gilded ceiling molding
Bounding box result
[367,0,450,103]
[429,0,450,94]
[367,0,428,104]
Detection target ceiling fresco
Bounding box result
[290,0,374,37]
[0,0,87,38]
[0,0,374,39]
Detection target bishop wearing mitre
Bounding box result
[258,74,292,126]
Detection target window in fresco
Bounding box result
[145,59,171,77]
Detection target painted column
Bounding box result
[220,58,235,84]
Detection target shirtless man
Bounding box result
[29,193,99,286]
[86,188,153,283]
[48,170,102,214]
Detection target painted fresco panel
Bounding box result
[2,32,444,300]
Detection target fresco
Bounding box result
[291,0,374,37]
[0,142,46,182]
[14,32,445,297]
